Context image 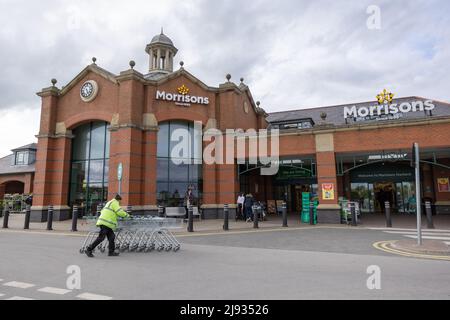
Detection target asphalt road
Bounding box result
[0,227,449,300]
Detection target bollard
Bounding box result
[71,205,79,232]
[351,203,357,226]
[2,208,10,229]
[46,205,54,231]
[187,205,194,232]
[253,205,259,229]
[127,205,132,215]
[24,205,31,230]
[223,204,229,231]
[425,201,435,229]
[310,202,315,225]
[282,202,288,227]
[96,204,102,218]
[385,201,392,228]
[158,205,165,218]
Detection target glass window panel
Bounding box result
[157,123,169,158]
[103,161,109,183]
[89,160,104,183]
[157,159,169,181]
[170,122,191,161]
[90,122,106,159]
[191,123,203,160]
[72,123,91,161]
[71,161,88,187]
[105,125,111,158]
[169,161,189,182]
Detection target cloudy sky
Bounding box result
[0,0,449,157]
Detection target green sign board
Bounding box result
[275,167,311,181]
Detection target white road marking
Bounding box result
[384,231,450,236]
[3,281,35,289]
[6,296,34,300]
[370,227,450,233]
[404,235,450,241]
[0,293,5,297]
[38,287,72,295]
[76,292,113,300]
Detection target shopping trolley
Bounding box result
[79,216,183,254]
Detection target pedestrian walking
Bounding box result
[85,194,130,258]
[236,193,245,221]
[244,193,254,222]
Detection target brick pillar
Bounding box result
[109,127,143,210]
[142,129,158,214]
[31,86,72,222]
[315,133,341,224]
[216,163,239,219]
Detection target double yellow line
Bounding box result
[373,241,450,261]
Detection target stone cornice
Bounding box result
[116,69,146,83]
[277,116,450,137]
[36,86,60,97]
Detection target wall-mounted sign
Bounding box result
[156,84,209,107]
[344,90,435,120]
[437,178,450,192]
[368,153,408,161]
[322,183,335,200]
[275,167,311,180]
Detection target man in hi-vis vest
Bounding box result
[86,194,130,258]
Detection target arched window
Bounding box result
[69,122,110,214]
[157,121,203,207]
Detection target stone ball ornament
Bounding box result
[80,80,99,103]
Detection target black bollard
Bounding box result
[96,204,102,218]
[385,201,392,228]
[2,208,10,229]
[46,205,54,231]
[24,205,31,229]
[127,205,132,215]
[282,202,288,227]
[351,203,357,226]
[253,205,259,229]
[187,205,194,232]
[158,205,165,218]
[223,204,229,231]
[425,201,435,229]
[71,205,79,232]
[310,202,315,225]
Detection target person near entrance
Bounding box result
[85,194,130,258]
[244,193,255,222]
[184,187,194,219]
[236,193,245,221]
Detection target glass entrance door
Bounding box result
[396,182,416,214]
[350,183,375,213]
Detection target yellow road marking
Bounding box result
[373,241,450,261]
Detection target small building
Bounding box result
[0,143,36,201]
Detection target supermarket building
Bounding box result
[2,31,449,223]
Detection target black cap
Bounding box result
[115,194,122,201]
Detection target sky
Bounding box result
[0,0,449,157]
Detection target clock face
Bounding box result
[80,80,98,102]
[81,82,94,98]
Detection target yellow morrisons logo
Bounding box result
[178,85,190,95]
[376,89,394,105]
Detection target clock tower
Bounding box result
[145,29,178,74]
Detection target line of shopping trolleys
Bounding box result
[80,216,183,255]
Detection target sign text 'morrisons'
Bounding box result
[344,100,435,119]
[156,90,209,105]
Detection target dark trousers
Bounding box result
[237,204,243,220]
[88,225,116,254]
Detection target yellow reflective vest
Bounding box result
[96,199,130,231]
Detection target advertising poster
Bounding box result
[437,178,450,192]
[322,183,335,200]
